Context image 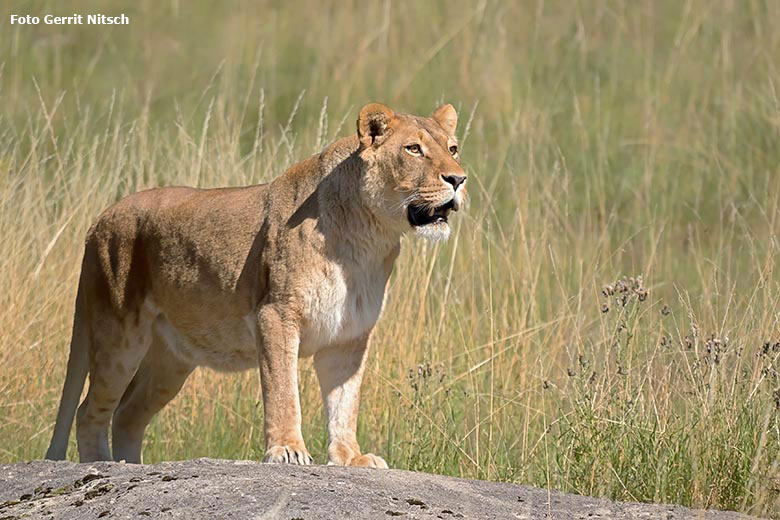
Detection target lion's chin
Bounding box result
[413,221,451,243]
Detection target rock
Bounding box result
[0,459,758,519]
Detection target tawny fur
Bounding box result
[45,103,466,468]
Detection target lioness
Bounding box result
[45,102,466,468]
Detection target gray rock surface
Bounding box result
[0,459,758,519]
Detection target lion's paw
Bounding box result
[263,444,313,465]
[348,453,388,469]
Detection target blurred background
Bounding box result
[2,0,780,516]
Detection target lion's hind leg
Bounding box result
[76,306,154,462]
[112,328,194,463]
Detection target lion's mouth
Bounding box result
[407,198,457,227]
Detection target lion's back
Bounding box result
[82,185,270,313]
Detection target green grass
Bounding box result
[2,0,780,516]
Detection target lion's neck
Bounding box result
[319,154,401,263]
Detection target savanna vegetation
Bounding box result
[2,0,780,516]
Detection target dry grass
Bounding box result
[2,0,780,516]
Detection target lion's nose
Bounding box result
[442,174,466,190]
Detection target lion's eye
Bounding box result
[449,145,458,156]
[405,144,423,156]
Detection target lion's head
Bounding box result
[356,102,466,242]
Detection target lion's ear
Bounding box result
[432,103,457,136]
[357,103,395,147]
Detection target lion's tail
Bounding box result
[45,279,90,461]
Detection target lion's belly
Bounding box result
[145,262,386,366]
[298,263,386,357]
[150,300,259,371]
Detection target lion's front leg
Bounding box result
[314,333,387,469]
[257,305,312,465]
